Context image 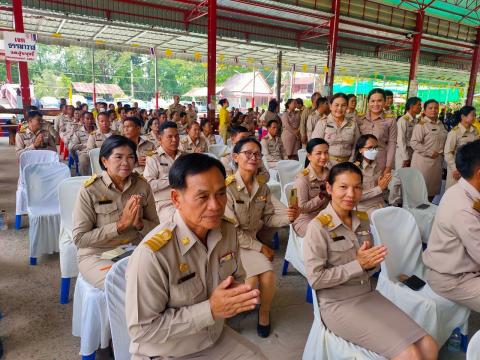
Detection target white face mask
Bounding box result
[363,148,378,161]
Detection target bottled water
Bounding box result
[447,328,461,352]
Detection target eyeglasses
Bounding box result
[239,151,263,159]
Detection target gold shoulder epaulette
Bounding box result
[316,213,334,227]
[19,124,27,133]
[353,161,361,168]
[222,215,235,224]
[473,200,480,213]
[145,149,156,157]
[181,138,188,144]
[257,174,267,184]
[302,168,310,176]
[225,174,236,186]
[453,125,459,131]
[83,174,98,187]
[144,229,172,251]
[354,210,369,222]
[357,112,365,117]
[132,172,147,182]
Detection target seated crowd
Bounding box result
[14,89,480,359]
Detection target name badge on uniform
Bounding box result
[219,251,234,264]
[431,128,437,131]
[332,235,346,242]
[235,199,245,204]
[98,199,113,205]
[326,124,334,128]
[160,162,169,166]
[178,272,196,284]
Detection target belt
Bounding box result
[330,155,350,162]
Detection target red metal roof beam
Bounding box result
[0,5,13,11]
[185,0,208,28]
[299,20,330,41]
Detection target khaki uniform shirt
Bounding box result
[345,110,359,122]
[356,160,384,212]
[177,122,188,136]
[55,114,70,138]
[220,153,270,182]
[202,133,217,145]
[260,134,287,168]
[111,119,123,134]
[167,103,185,119]
[64,119,82,146]
[134,137,156,175]
[293,165,329,236]
[143,147,183,211]
[15,126,57,157]
[311,113,360,161]
[69,126,94,153]
[306,111,326,141]
[72,171,159,261]
[444,123,479,174]
[396,112,417,163]
[86,130,118,151]
[300,106,314,140]
[186,109,197,123]
[423,178,480,275]
[125,211,245,358]
[303,203,377,303]
[179,135,208,154]
[225,171,289,252]
[357,111,397,170]
[42,120,58,139]
[410,116,448,158]
[144,132,160,148]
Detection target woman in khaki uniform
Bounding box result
[357,88,397,175]
[305,96,329,141]
[200,118,217,145]
[145,118,160,147]
[410,99,448,200]
[345,94,358,121]
[73,135,159,289]
[281,99,301,159]
[225,138,298,338]
[179,122,208,153]
[304,162,438,359]
[311,93,360,165]
[353,134,392,215]
[444,106,479,190]
[293,138,330,237]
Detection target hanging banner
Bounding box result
[4,31,37,62]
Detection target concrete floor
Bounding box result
[0,137,476,360]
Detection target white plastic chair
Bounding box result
[277,160,302,205]
[397,168,438,243]
[72,275,111,359]
[371,207,470,347]
[58,176,89,304]
[89,148,102,176]
[298,149,307,168]
[208,144,227,158]
[467,330,480,360]
[24,162,70,265]
[214,134,224,145]
[303,290,386,360]
[16,150,59,229]
[105,257,131,360]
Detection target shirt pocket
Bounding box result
[94,202,119,226]
[170,274,204,307]
[218,253,239,281]
[328,237,355,264]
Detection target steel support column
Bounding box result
[466,29,480,106]
[325,0,340,96]
[92,47,96,104]
[5,60,13,83]
[407,10,424,98]
[276,51,282,101]
[207,0,217,122]
[12,0,31,115]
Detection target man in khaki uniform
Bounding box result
[63,107,83,148]
[123,117,156,175]
[69,111,96,176]
[260,119,287,169]
[186,103,197,124]
[144,121,183,218]
[125,153,266,360]
[383,90,395,117]
[423,140,480,311]
[300,92,320,145]
[15,111,57,157]
[444,122,478,189]
[306,98,328,141]
[179,122,208,153]
[54,104,71,140]
[312,113,361,165]
[86,112,118,151]
[167,95,185,120]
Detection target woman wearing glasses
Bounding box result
[225,137,299,338]
[353,134,392,215]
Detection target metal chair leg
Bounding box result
[306,284,313,304]
[281,260,289,276]
[15,214,21,230]
[273,232,280,250]
[60,277,71,304]
[29,257,37,266]
[81,351,96,360]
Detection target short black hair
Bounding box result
[367,88,386,101]
[219,98,228,106]
[405,97,421,111]
[232,137,261,156]
[82,111,94,119]
[99,135,138,171]
[230,125,249,137]
[123,116,142,128]
[159,121,178,135]
[330,93,348,103]
[346,94,356,101]
[296,98,304,106]
[384,90,394,97]
[200,118,211,130]
[180,111,187,118]
[328,161,363,185]
[267,119,279,128]
[456,139,480,179]
[27,110,43,120]
[169,153,226,190]
[268,99,278,112]
[423,99,439,110]
[305,138,329,168]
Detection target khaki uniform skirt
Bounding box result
[240,248,274,279]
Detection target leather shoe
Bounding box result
[257,313,271,338]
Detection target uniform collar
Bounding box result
[459,178,480,202]
[458,123,475,134]
[174,210,222,255]
[322,202,361,232]
[404,112,415,122]
[362,159,376,170]
[101,170,133,192]
[424,116,438,124]
[327,113,348,128]
[234,170,259,197]
[307,164,327,182]
[366,111,383,121]
[187,135,199,145]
